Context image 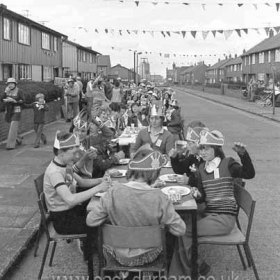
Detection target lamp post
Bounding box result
[133,52,142,85]
[271,64,276,115]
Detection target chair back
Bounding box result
[34,173,45,198]
[101,224,165,249]
[37,192,51,239]
[234,184,256,242]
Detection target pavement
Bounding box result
[0,87,279,279]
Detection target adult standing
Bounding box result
[103,77,113,101]
[0,78,25,150]
[75,76,84,111]
[111,80,123,104]
[64,78,80,122]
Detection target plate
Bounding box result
[161,186,191,196]
[118,158,130,165]
[108,169,127,178]
[159,174,184,183]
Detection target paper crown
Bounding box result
[73,109,88,130]
[150,104,163,117]
[128,147,167,171]
[170,99,178,107]
[53,131,80,149]
[186,127,208,143]
[199,129,224,146]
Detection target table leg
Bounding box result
[191,210,198,280]
[86,230,94,280]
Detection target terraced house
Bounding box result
[241,31,280,84]
[205,58,232,84]
[224,55,243,83]
[0,4,66,82]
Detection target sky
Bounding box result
[3,0,280,76]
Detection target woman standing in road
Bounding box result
[0,78,25,150]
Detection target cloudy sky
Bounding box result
[3,0,280,76]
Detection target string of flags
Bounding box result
[90,25,280,39]
[103,0,280,11]
[110,46,230,59]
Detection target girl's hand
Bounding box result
[232,142,247,156]
[191,187,201,199]
[168,148,178,158]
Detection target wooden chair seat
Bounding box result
[48,222,86,240]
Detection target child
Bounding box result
[31,93,48,148]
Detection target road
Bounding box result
[4,89,280,280]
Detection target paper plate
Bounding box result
[159,174,183,183]
[161,186,191,196]
[109,169,127,178]
[118,158,130,165]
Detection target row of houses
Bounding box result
[0,4,140,83]
[167,30,280,86]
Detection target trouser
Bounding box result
[67,102,79,120]
[34,123,46,146]
[169,213,236,277]
[6,120,20,149]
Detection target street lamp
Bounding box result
[133,51,142,84]
[271,64,277,115]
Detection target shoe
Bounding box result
[43,139,47,145]
[6,147,15,150]
[77,239,84,255]
[34,145,40,148]
[16,139,22,145]
[199,261,211,276]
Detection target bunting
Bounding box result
[202,30,209,40]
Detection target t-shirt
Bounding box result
[111,88,122,103]
[44,160,76,212]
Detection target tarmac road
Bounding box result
[3,88,280,280]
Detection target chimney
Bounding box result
[229,54,232,59]
[243,49,246,54]
[218,58,220,62]
[269,28,274,38]
[235,54,237,58]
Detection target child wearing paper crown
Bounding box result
[86,144,186,267]
[169,129,255,277]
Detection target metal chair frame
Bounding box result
[98,224,168,278]
[198,184,260,280]
[37,192,86,280]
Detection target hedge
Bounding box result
[0,81,63,112]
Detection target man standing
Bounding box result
[64,78,80,122]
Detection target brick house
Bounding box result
[62,40,99,80]
[0,4,66,82]
[224,55,243,83]
[241,31,280,84]
[205,58,232,84]
[181,63,208,84]
[109,64,139,83]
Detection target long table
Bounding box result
[87,165,198,279]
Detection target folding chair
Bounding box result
[99,224,168,278]
[37,192,86,280]
[198,185,260,280]
[34,173,45,257]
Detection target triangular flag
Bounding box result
[253,28,260,34]
[135,1,139,7]
[182,3,189,5]
[181,31,186,38]
[276,3,280,11]
[174,54,176,57]
[235,29,241,37]
[202,30,209,40]
[217,30,223,34]
[212,30,216,37]
[152,2,158,5]
[143,30,146,34]
[119,30,122,36]
[191,31,197,38]
[242,29,248,34]
[132,30,138,35]
[160,53,162,56]
[265,3,271,7]
[95,29,99,33]
[265,27,270,36]
[166,31,171,37]
[110,29,114,35]
[105,28,108,34]
[201,4,206,10]
[148,31,154,37]
[237,3,243,7]
[161,31,166,37]
[127,30,131,34]
[164,2,169,4]
[218,3,223,6]
[252,3,257,10]
[173,31,180,35]
[274,26,280,33]
[224,30,233,40]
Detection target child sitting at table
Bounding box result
[86,144,186,267]
[169,129,255,277]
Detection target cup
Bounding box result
[131,123,135,133]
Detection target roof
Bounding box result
[242,32,280,56]
[0,4,67,38]
[65,40,100,55]
[181,63,207,75]
[111,64,133,73]
[97,55,111,66]
[224,57,242,66]
[208,58,232,70]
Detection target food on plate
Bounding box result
[108,169,123,177]
[151,179,166,188]
[167,187,185,195]
[167,174,178,181]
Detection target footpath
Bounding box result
[0,87,279,279]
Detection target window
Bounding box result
[259,52,264,63]
[18,64,31,80]
[275,49,280,62]
[53,37,58,52]
[18,23,30,45]
[234,65,237,71]
[89,54,93,63]
[42,32,50,50]
[268,51,271,63]
[251,54,255,64]
[43,66,53,81]
[244,57,247,66]
[82,51,86,62]
[3,17,11,40]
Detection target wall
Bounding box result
[0,100,62,142]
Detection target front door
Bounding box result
[3,64,13,80]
